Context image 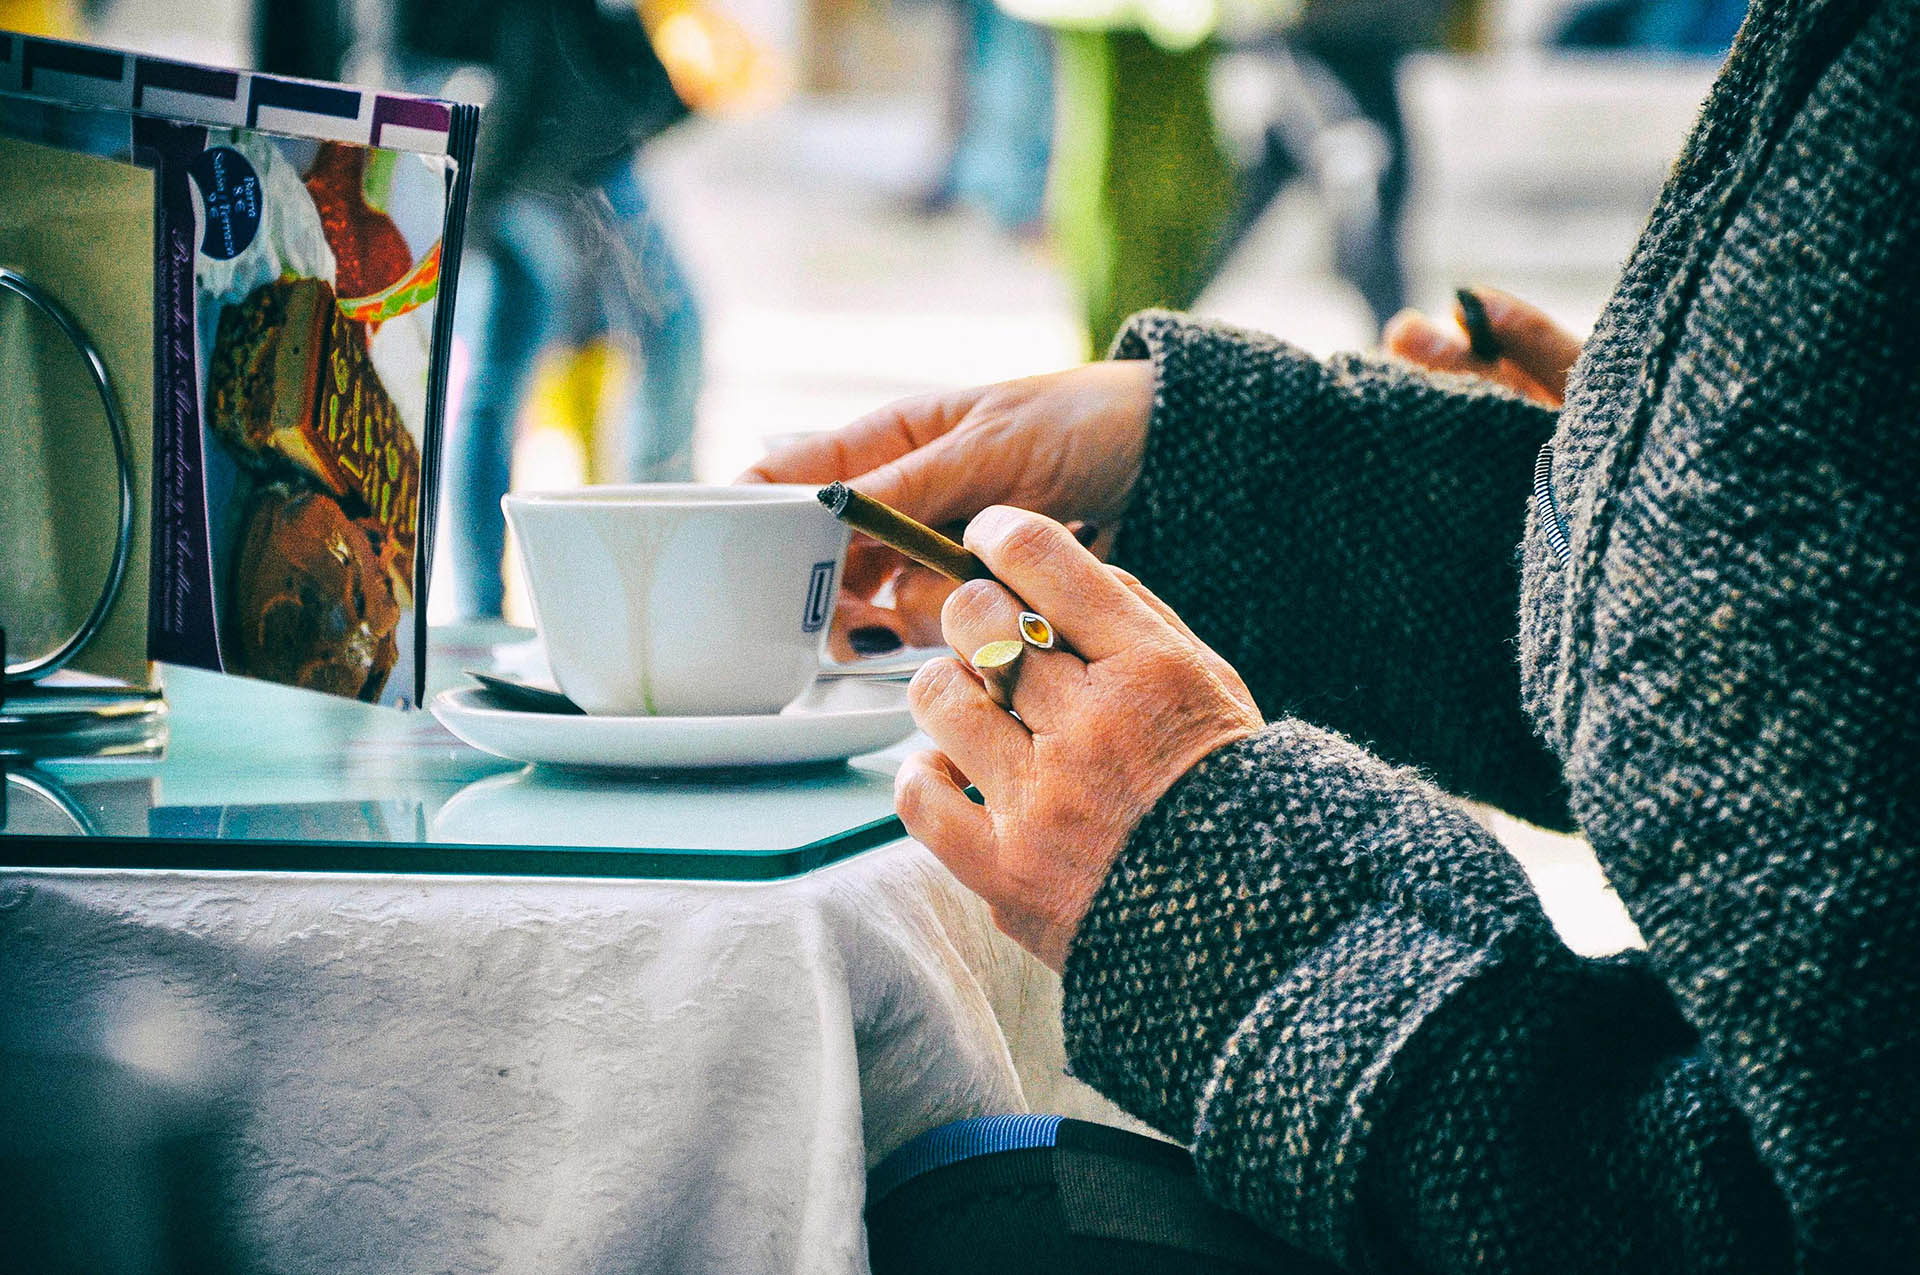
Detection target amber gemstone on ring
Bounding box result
[1017,612,1055,649]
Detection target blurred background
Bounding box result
[8,0,1729,623]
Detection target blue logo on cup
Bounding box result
[187,146,262,261]
[802,561,836,633]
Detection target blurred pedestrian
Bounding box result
[1210,0,1456,330]
[1048,23,1238,353]
[921,0,1054,233]
[396,0,704,620]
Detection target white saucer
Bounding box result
[430,677,918,771]
[487,634,943,683]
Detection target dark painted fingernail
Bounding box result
[1072,522,1101,547]
[1455,287,1501,361]
[849,626,904,656]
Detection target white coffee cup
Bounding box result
[503,485,851,717]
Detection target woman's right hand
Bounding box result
[741,359,1156,654]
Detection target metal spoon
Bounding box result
[464,671,584,715]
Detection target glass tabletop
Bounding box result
[0,625,913,880]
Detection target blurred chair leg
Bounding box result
[1050,30,1237,354]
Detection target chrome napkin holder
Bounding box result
[0,266,163,761]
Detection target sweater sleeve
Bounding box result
[1072,6,1920,1269]
[1107,313,1571,831]
[1061,724,1794,1273]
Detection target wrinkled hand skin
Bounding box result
[741,360,1156,660]
[894,506,1264,972]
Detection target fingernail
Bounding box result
[849,626,904,656]
[1454,287,1501,360]
[1467,285,1512,323]
[1072,522,1101,547]
[965,505,1020,547]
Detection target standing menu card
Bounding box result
[0,32,477,707]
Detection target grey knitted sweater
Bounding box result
[1064,0,1919,1270]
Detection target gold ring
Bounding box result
[970,639,1024,710]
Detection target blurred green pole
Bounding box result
[1050,29,1236,355]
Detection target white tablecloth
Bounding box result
[0,842,1135,1275]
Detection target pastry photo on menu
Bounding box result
[199,135,438,705]
[0,31,479,707]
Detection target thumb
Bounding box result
[1383,308,1476,375]
[963,507,1164,663]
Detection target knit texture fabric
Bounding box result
[1060,0,1920,1270]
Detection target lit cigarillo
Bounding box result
[817,485,1072,660]
[816,483,994,583]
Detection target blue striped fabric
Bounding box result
[867,1114,1064,1205]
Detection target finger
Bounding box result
[1384,307,1560,407]
[962,507,1166,662]
[825,571,950,657]
[844,536,903,598]
[1107,568,1255,704]
[906,657,1031,800]
[1383,308,1481,375]
[924,748,972,789]
[892,564,961,647]
[826,595,908,663]
[939,577,1087,731]
[849,427,1005,531]
[844,529,963,623]
[1106,568,1221,657]
[1470,287,1582,403]
[894,749,998,895]
[738,387,984,487]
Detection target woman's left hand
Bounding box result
[1383,287,1582,408]
[897,507,1264,972]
